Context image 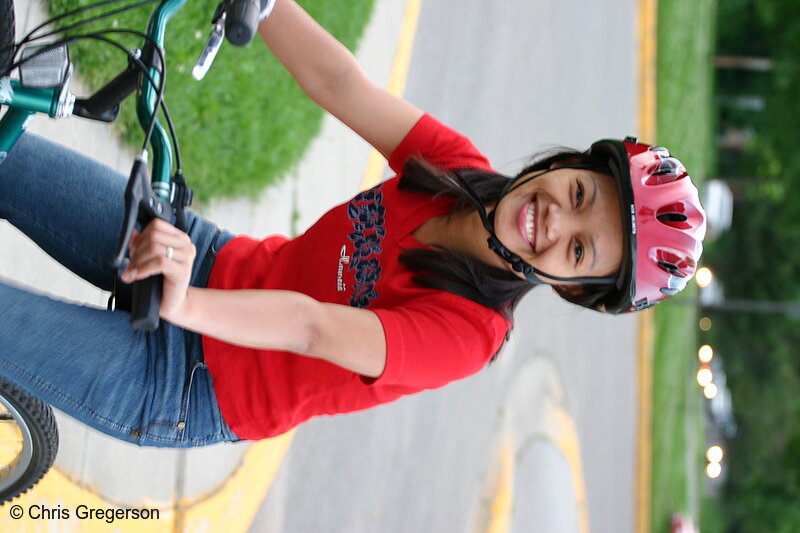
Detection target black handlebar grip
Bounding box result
[130,274,163,331]
[225,0,261,46]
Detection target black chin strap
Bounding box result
[445,169,617,286]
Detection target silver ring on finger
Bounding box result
[166,245,174,260]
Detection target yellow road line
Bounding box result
[360,0,423,190]
[636,0,658,532]
[638,0,658,142]
[484,406,591,533]
[485,438,515,533]
[554,408,591,533]
[182,432,294,532]
[636,311,656,533]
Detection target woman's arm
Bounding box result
[259,0,424,159]
[121,220,387,378]
[170,287,388,378]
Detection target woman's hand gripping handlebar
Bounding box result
[109,155,197,331]
[109,154,176,331]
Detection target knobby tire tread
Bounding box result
[0,377,60,504]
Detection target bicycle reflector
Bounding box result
[19,44,70,89]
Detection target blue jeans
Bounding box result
[0,134,241,447]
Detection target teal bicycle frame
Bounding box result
[0,0,187,201]
[1,0,260,330]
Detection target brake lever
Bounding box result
[192,4,227,81]
[111,152,174,331]
[110,153,169,267]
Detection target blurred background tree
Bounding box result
[703,0,800,530]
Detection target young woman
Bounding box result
[0,0,706,446]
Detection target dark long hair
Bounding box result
[398,148,618,325]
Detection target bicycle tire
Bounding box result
[0,376,59,504]
[0,0,14,76]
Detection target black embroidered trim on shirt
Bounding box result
[346,185,386,308]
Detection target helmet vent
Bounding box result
[657,260,687,278]
[648,146,671,155]
[654,159,680,175]
[652,248,697,278]
[645,157,686,186]
[656,203,691,229]
[658,213,688,222]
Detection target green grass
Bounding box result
[42,0,375,200]
[651,0,718,532]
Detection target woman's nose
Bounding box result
[544,202,563,242]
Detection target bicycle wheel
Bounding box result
[0,377,59,504]
[0,0,14,76]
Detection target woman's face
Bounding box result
[491,166,624,284]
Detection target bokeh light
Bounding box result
[707,445,724,463]
[707,462,722,479]
[697,366,713,387]
[698,344,714,363]
[696,267,713,287]
[704,383,718,399]
[699,317,713,331]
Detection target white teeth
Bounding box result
[526,202,534,244]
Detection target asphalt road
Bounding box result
[249,0,640,532]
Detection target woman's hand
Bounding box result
[120,219,196,321]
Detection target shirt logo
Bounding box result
[336,245,350,292]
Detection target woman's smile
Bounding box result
[517,195,538,253]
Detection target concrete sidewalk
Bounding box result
[0,0,407,527]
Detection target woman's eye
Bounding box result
[574,240,584,262]
[576,182,584,207]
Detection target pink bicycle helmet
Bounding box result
[589,137,707,313]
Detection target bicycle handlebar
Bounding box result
[225,0,261,46]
